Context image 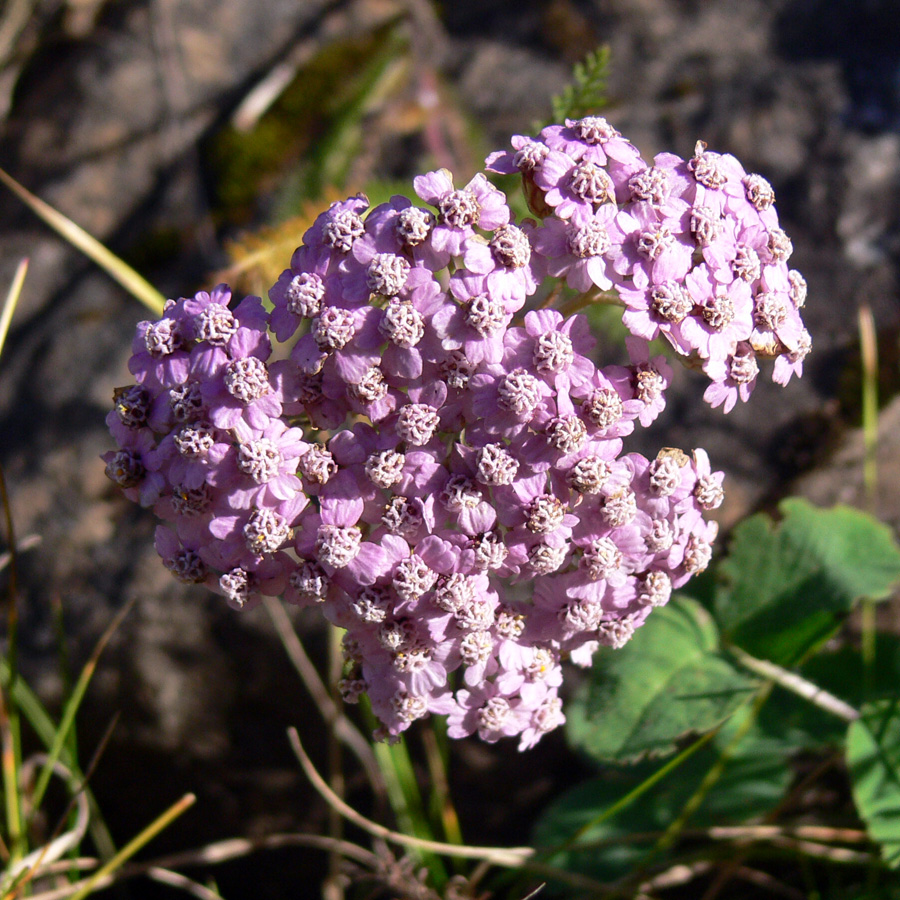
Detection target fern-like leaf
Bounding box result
[550,45,611,123]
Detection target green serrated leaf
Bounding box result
[535,706,790,886]
[715,498,900,666]
[848,699,900,867]
[566,596,756,762]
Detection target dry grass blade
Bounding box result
[26,833,381,900]
[148,832,379,871]
[145,867,224,900]
[767,836,874,865]
[0,168,166,315]
[637,860,713,894]
[0,258,27,360]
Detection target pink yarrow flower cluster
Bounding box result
[105,117,807,750]
[488,118,810,412]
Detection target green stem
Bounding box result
[0,460,23,862]
[422,719,463,853]
[0,687,22,865]
[373,735,448,886]
[543,726,721,862]
[651,683,775,860]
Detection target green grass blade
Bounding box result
[28,600,134,815]
[0,659,117,862]
[66,793,196,900]
[372,736,448,886]
[552,726,720,861]
[0,685,24,866]
[422,718,463,848]
[0,458,23,864]
[0,167,166,316]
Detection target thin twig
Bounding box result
[767,836,874,865]
[638,860,713,893]
[729,646,859,722]
[326,622,345,898]
[518,885,546,900]
[262,597,384,794]
[642,860,807,900]
[148,832,379,871]
[287,727,533,867]
[731,866,805,900]
[145,867,224,900]
[707,825,868,844]
[0,535,38,575]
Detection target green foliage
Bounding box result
[550,45,611,123]
[566,597,756,762]
[537,497,900,893]
[848,700,900,867]
[564,494,900,767]
[535,707,791,885]
[714,498,900,665]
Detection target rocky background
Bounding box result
[0,0,899,897]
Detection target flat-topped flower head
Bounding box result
[107,113,808,750]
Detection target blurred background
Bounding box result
[0,0,899,896]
